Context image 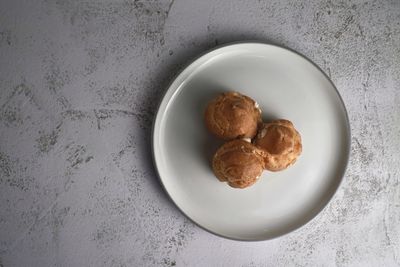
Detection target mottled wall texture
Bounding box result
[0,0,399,266]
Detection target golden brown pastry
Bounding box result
[204,92,261,140]
[212,139,266,188]
[254,119,302,171]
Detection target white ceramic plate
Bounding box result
[152,43,350,241]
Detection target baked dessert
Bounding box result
[212,139,266,188]
[204,92,261,140]
[254,119,302,171]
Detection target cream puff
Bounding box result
[212,139,266,188]
[204,92,261,140]
[254,119,302,171]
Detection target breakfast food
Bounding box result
[212,140,266,188]
[254,119,302,171]
[204,92,261,140]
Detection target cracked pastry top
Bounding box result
[212,139,266,188]
[254,119,302,171]
[205,92,261,140]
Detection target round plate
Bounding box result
[152,42,350,241]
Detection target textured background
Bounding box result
[1,0,400,266]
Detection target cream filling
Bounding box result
[255,101,262,113]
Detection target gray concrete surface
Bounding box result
[0,0,399,266]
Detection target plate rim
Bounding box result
[151,41,351,241]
